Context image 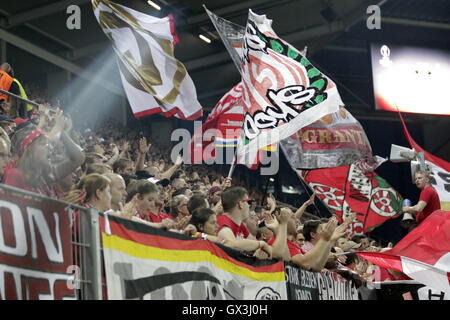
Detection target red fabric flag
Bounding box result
[358,210,450,294]
[188,83,244,164]
[397,110,450,172]
[397,110,450,210]
[299,164,403,235]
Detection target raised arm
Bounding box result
[294,193,315,221]
[160,154,183,180]
[290,217,345,271]
[135,137,151,172]
[270,208,292,260]
[52,115,85,180]
[265,194,277,215]
[106,144,120,166]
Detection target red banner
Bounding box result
[0,190,75,300]
[189,82,244,164]
[299,164,403,234]
[358,210,450,294]
[281,107,373,169]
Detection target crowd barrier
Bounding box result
[0,184,102,300]
[1,183,444,300]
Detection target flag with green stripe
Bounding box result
[236,9,343,166]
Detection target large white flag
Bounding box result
[92,0,202,120]
[236,10,342,165]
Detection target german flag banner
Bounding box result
[99,215,287,300]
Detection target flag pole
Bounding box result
[0,88,40,107]
[297,172,326,218]
[227,151,237,179]
[260,175,271,206]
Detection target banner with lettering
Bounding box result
[280,106,373,169]
[299,164,403,234]
[0,189,75,300]
[285,263,358,300]
[100,215,287,300]
[236,9,342,166]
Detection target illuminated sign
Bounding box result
[371,43,450,115]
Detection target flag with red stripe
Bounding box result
[188,82,275,169]
[237,10,342,166]
[357,210,450,294]
[299,164,403,235]
[188,82,244,164]
[93,0,203,120]
[397,110,450,210]
[99,214,287,300]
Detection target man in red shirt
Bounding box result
[266,213,348,271]
[403,170,441,224]
[217,186,287,260]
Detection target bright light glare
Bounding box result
[371,43,450,115]
[147,1,161,10]
[199,34,211,44]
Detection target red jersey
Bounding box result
[217,215,250,239]
[134,211,173,223]
[267,236,306,257]
[416,186,440,224]
[3,167,60,198]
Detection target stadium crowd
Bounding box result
[0,62,410,290]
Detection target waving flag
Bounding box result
[187,82,274,169]
[279,106,374,169]
[235,10,342,166]
[205,6,307,75]
[204,6,245,73]
[92,0,202,120]
[189,82,244,164]
[357,210,450,294]
[398,111,450,210]
[299,164,403,235]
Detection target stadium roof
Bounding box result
[1,0,449,121]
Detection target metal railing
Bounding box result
[0,183,102,300]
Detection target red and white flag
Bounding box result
[188,82,274,169]
[188,83,244,164]
[93,0,202,120]
[236,10,342,167]
[358,210,450,294]
[398,111,450,210]
[299,164,403,236]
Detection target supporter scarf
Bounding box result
[19,129,43,155]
